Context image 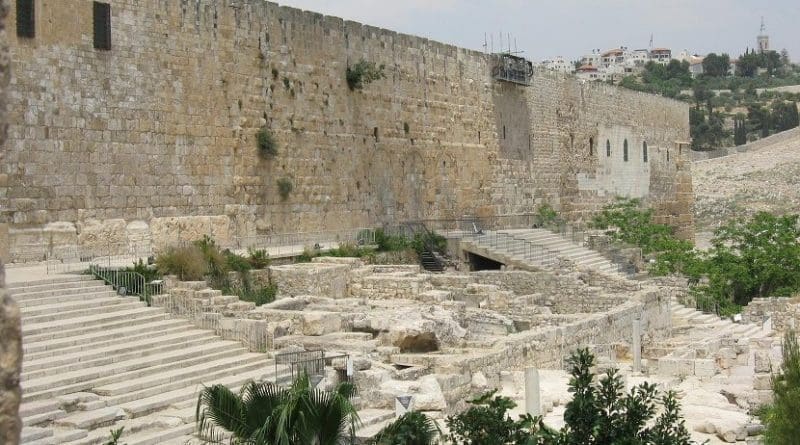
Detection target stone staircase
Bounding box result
[649,297,772,378]
[12,274,393,444]
[461,228,624,276]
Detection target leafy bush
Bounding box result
[224,283,277,306]
[256,127,278,158]
[375,228,411,252]
[326,242,374,258]
[446,390,537,444]
[194,236,229,284]
[446,349,697,445]
[411,231,447,256]
[247,248,271,269]
[296,248,318,263]
[125,258,161,282]
[156,245,208,281]
[277,177,293,201]
[536,204,560,227]
[224,251,252,274]
[346,59,386,90]
[762,329,800,444]
[371,411,440,445]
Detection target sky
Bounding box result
[274,0,799,63]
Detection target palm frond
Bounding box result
[196,384,252,443]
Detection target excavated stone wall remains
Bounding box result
[4,1,692,262]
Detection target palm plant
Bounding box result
[196,374,360,445]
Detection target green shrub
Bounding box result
[247,248,271,269]
[223,283,277,307]
[375,228,411,252]
[346,59,386,90]
[446,349,697,445]
[193,236,229,283]
[536,203,560,227]
[125,258,161,282]
[762,329,800,444]
[327,242,374,258]
[224,250,252,274]
[296,248,318,263]
[256,127,278,158]
[156,245,208,281]
[411,231,447,256]
[371,411,440,445]
[277,177,293,201]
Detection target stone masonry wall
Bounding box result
[0,0,23,442]
[4,1,691,261]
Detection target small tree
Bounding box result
[762,329,800,444]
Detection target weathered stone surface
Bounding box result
[352,305,467,352]
[3,1,692,262]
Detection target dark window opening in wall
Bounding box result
[623,139,629,162]
[93,2,112,50]
[503,125,506,139]
[528,135,532,151]
[606,140,611,157]
[667,150,670,162]
[478,131,481,144]
[643,142,648,162]
[16,0,35,38]
[589,137,594,155]
[373,127,379,142]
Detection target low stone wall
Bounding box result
[691,127,800,162]
[427,289,671,378]
[743,297,800,333]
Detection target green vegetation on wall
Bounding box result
[256,127,278,159]
[761,329,800,444]
[346,59,386,90]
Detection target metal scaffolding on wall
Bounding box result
[491,53,534,86]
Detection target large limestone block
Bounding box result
[378,375,448,411]
[352,305,467,352]
[150,216,232,250]
[301,312,343,336]
[77,218,127,255]
[270,263,350,299]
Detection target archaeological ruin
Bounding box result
[0,1,794,445]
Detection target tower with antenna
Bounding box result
[757,17,769,53]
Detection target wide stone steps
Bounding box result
[22,330,219,377]
[21,299,145,324]
[23,340,247,401]
[16,274,291,444]
[14,286,115,304]
[24,319,195,359]
[7,274,95,291]
[466,228,625,277]
[22,306,168,338]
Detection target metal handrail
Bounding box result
[88,264,162,306]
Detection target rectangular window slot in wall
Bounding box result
[16,0,35,38]
[93,2,112,50]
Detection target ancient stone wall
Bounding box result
[4,0,692,262]
[0,0,23,442]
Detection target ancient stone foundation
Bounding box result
[4,0,692,262]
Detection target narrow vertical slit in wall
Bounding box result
[478,131,481,144]
[93,2,112,50]
[503,125,506,139]
[373,127,379,142]
[16,0,35,38]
